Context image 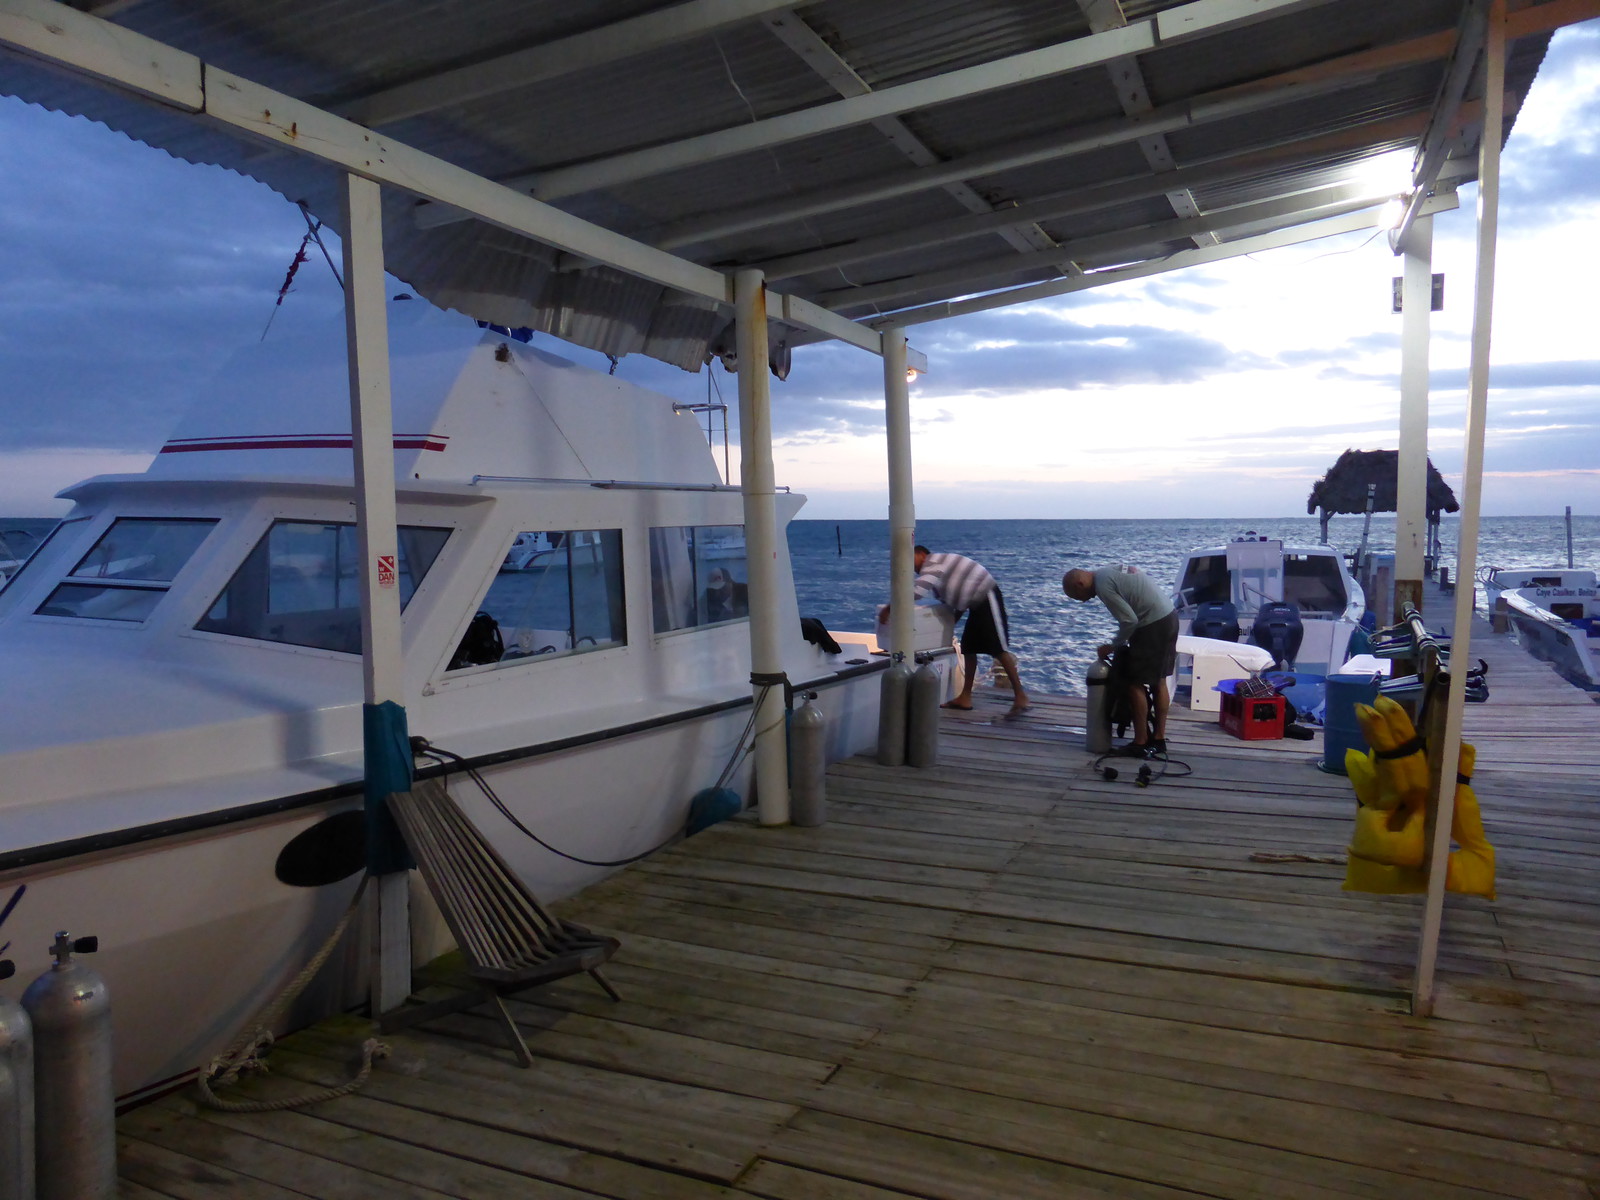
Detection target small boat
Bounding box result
[1171,534,1367,676]
[0,299,896,1100]
[1479,566,1600,690]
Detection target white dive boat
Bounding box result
[1170,535,1367,677]
[0,300,902,1101]
[1479,566,1600,690]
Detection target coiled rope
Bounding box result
[196,872,389,1112]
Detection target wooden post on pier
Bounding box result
[1413,0,1506,1018]
[341,172,413,1016]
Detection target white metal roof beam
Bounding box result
[1390,0,1487,255]
[817,182,1423,312]
[644,26,1458,249]
[870,191,1461,330]
[523,0,1340,201]
[760,9,1070,264]
[1393,0,1600,252]
[336,0,802,127]
[1073,0,1218,249]
[759,108,1451,281]
[0,0,883,357]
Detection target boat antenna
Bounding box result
[259,202,345,342]
[296,200,343,290]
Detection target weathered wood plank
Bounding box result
[121,633,1600,1200]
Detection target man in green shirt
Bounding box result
[1063,565,1179,757]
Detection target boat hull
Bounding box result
[0,674,883,1101]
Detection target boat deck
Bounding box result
[117,586,1600,1199]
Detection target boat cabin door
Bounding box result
[1227,539,1284,611]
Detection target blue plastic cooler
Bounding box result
[1318,672,1383,774]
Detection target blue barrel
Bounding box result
[1318,673,1382,774]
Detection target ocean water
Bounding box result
[788,515,1600,697]
[7,512,1594,698]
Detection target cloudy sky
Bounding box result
[2,17,1598,520]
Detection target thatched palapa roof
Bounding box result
[1306,449,1460,518]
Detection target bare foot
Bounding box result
[941,699,973,710]
[1003,701,1031,720]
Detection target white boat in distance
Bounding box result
[1170,535,1367,676]
[1480,566,1600,690]
[0,299,899,1101]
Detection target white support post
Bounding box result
[882,328,917,660]
[734,269,791,826]
[1395,213,1433,614]
[341,172,411,1015]
[1413,0,1504,1017]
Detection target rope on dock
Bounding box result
[196,873,390,1112]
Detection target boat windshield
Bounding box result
[1283,554,1348,613]
[195,520,449,653]
[1177,555,1229,606]
[35,517,218,622]
[1179,551,1348,613]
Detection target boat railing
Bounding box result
[470,474,778,493]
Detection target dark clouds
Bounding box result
[1498,21,1600,219]
[757,303,1259,441]
[0,98,345,451]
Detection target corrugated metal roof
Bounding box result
[0,0,1562,372]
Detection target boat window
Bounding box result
[650,525,748,633]
[1283,555,1348,614]
[1,516,77,596]
[448,528,625,670]
[35,517,218,622]
[195,521,450,653]
[1177,555,1229,607]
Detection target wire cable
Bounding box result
[411,686,772,867]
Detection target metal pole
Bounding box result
[733,269,790,826]
[1414,0,1503,1017]
[1395,214,1433,617]
[1566,505,1574,568]
[340,172,412,1014]
[882,327,917,660]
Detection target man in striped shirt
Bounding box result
[911,545,1029,717]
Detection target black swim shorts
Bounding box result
[959,587,1011,658]
[1114,610,1179,686]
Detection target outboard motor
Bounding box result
[1085,652,1113,754]
[23,933,115,1200]
[0,960,34,1200]
[1250,601,1304,668]
[1191,600,1241,643]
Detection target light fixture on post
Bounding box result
[1379,194,1411,231]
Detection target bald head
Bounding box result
[1062,569,1096,601]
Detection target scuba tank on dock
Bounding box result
[23,932,115,1200]
[789,691,828,826]
[877,652,914,766]
[907,656,942,767]
[0,959,34,1200]
[1085,652,1113,754]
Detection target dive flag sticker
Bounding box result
[377,554,397,588]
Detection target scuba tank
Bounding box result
[789,691,828,826]
[907,656,942,767]
[1085,652,1113,754]
[23,933,115,1200]
[0,960,34,1200]
[877,652,914,766]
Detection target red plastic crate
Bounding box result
[1219,691,1285,740]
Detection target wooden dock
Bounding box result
[118,601,1600,1199]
